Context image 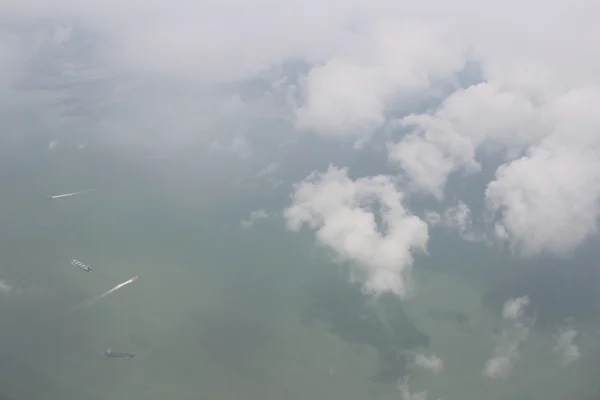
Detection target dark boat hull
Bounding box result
[105,349,135,358]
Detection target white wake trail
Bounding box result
[46,189,96,200]
[74,276,138,310]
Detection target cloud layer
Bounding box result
[295,21,467,141]
[2,0,600,303]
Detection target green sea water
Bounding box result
[0,147,599,400]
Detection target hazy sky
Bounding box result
[1,0,599,394]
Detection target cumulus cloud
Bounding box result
[389,81,600,256]
[414,353,444,374]
[240,209,270,229]
[483,296,532,379]
[486,115,600,257]
[501,295,530,321]
[284,165,428,297]
[425,201,486,243]
[391,84,600,256]
[553,328,580,366]
[388,133,468,200]
[294,21,466,142]
[388,81,543,198]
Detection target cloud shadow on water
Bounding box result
[482,241,600,331]
[194,260,284,380]
[300,267,430,384]
[425,307,477,335]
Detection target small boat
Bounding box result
[71,259,91,272]
[105,348,135,358]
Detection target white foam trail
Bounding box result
[75,276,138,310]
[46,189,95,199]
[93,276,137,301]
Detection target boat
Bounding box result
[105,348,135,358]
[71,259,91,272]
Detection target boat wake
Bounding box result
[74,276,138,310]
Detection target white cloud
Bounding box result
[388,81,544,198]
[398,379,430,400]
[400,388,428,400]
[284,165,428,297]
[502,295,530,321]
[483,326,529,379]
[390,83,600,257]
[294,59,386,140]
[484,296,532,379]
[388,80,600,257]
[398,376,427,400]
[258,162,280,178]
[486,112,600,257]
[553,328,580,366]
[0,279,12,295]
[295,21,466,142]
[389,134,466,200]
[256,162,283,188]
[1,0,363,86]
[423,211,441,227]
[1,1,598,110]
[483,352,515,380]
[240,209,270,229]
[425,201,486,243]
[414,353,444,374]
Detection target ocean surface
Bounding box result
[0,145,599,400]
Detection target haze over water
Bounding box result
[2,3,600,397]
[0,144,599,400]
